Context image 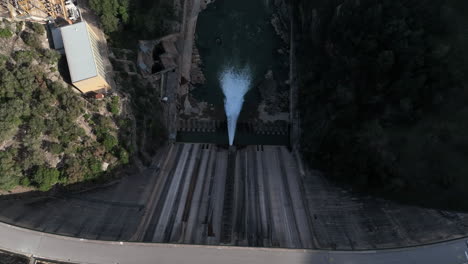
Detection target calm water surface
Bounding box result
[193,0,285,121]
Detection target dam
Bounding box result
[1,143,468,250]
[1,2,468,263]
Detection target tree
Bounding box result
[27,114,45,139]
[21,147,45,172]
[117,146,129,164]
[102,134,118,151]
[0,149,21,190]
[0,26,130,191]
[88,158,102,175]
[13,50,37,65]
[30,23,45,35]
[100,13,120,33]
[41,49,61,65]
[48,143,64,155]
[21,32,42,49]
[63,157,83,184]
[108,96,120,115]
[34,166,60,191]
[89,0,130,33]
[0,100,23,142]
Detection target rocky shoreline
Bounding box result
[271,0,291,44]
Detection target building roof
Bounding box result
[60,22,97,83]
[50,26,64,52]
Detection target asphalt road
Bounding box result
[1,222,468,264]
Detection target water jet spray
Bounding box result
[220,66,252,146]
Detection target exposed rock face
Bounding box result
[137,34,179,76]
[201,0,216,10]
[271,0,290,43]
[190,46,205,85]
[257,69,290,117]
[258,70,278,100]
[243,0,291,123]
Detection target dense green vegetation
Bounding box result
[28,22,45,35]
[20,31,42,49]
[0,22,130,191]
[89,0,129,33]
[86,0,171,161]
[89,0,175,47]
[114,70,167,163]
[34,167,60,191]
[296,0,468,209]
[108,95,120,115]
[60,1,169,172]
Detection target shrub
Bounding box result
[117,118,131,129]
[89,0,129,33]
[102,134,118,151]
[48,81,66,96]
[34,166,60,191]
[116,146,129,164]
[41,49,61,64]
[27,115,45,139]
[13,50,37,65]
[94,115,114,137]
[88,158,102,174]
[0,100,23,142]
[108,96,120,115]
[21,32,42,49]
[49,143,64,155]
[19,177,31,186]
[0,149,21,190]
[0,54,8,65]
[0,28,13,38]
[30,23,45,35]
[15,21,24,33]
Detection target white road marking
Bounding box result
[465,251,468,260]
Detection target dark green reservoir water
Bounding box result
[178,0,290,146]
[192,0,286,121]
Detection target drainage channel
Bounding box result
[220,149,237,244]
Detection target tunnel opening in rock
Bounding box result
[152,61,164,74]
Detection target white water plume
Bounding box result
[220,66,252,145]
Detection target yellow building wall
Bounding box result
[73,75,109,94]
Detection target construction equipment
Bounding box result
[0,0,79,22]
